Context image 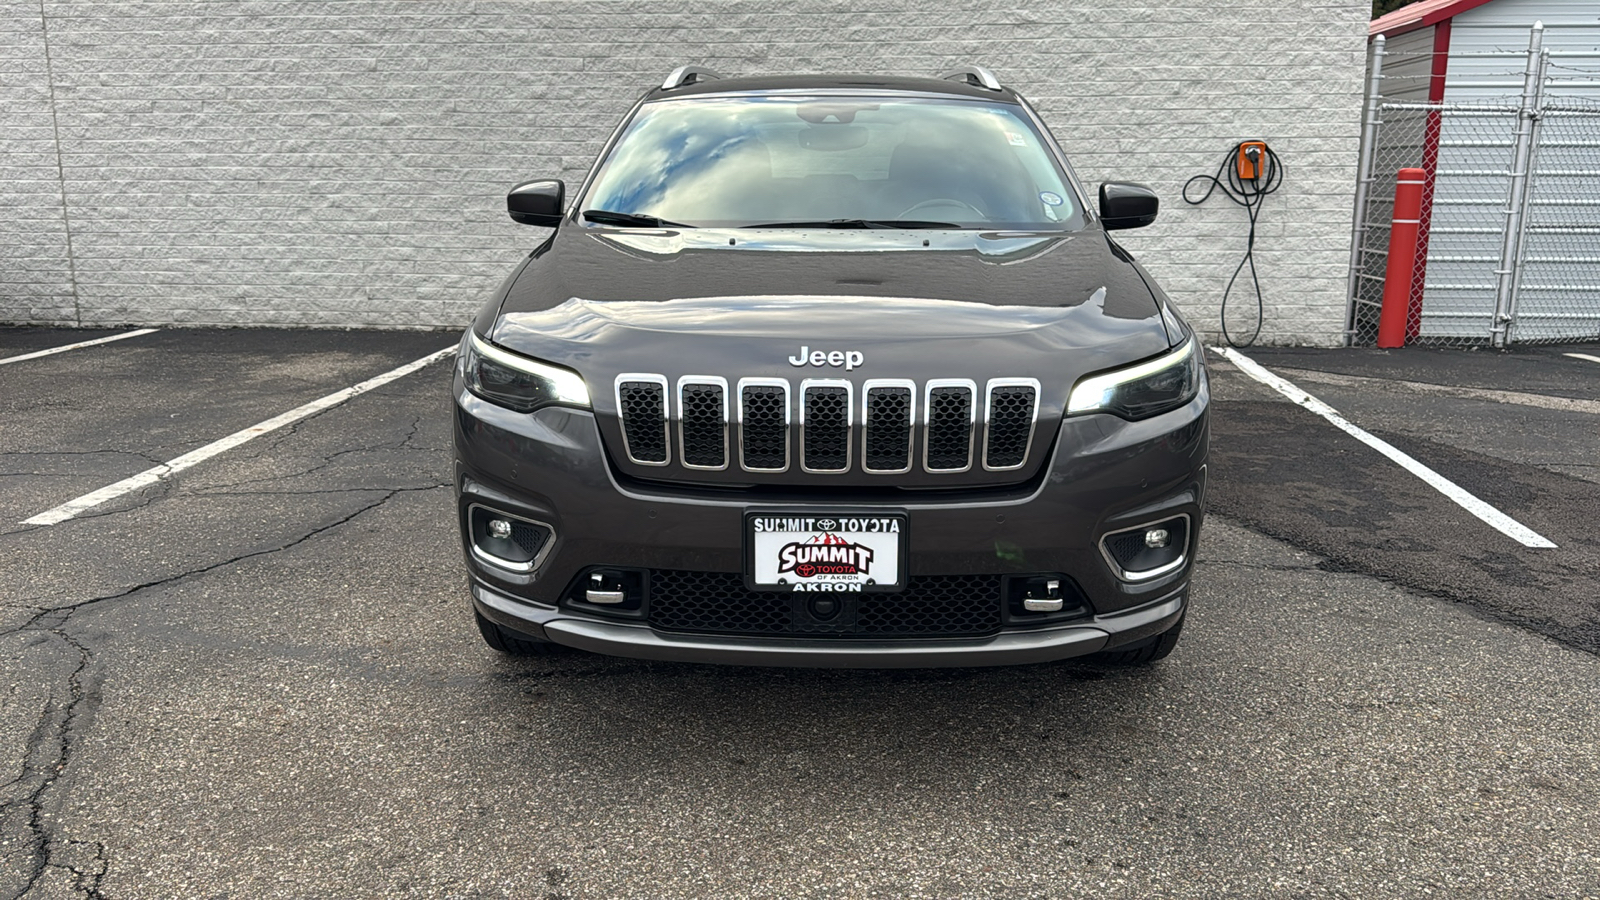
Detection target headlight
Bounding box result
[1067,339,1201,420]
[460,330,590,412]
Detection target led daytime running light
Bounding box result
[1067,339,1196,415]
[468,331,591,408]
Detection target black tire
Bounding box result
[1091,614,1184,666]
[474,609,567,657]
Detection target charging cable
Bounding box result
[1182,142,1283,348]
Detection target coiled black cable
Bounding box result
[1182,142,1283,348]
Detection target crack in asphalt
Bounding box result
[0,450,166,465]
[0,483,448,898]
[187,441,436,493]
[3,625,107,900]
[1214,507,1600,657]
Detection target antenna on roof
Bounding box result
[662,66,724,90]
[938,65,1003,91]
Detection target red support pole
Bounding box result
[1378,168,1427,349]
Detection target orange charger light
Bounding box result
[1237,141,1267,181]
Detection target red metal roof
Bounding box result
[1370,0,1499,37]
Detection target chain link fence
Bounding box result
[1515,103,1600,343]
[1347,32,1600,347]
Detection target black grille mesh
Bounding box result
[803,385,849,471]
[985,385,1037,468]
[618,381,667,463]
[925,386,974,470]
[647,570,1003,638]
[648,571,790,634]
[679,383,726,468]
[856,575,1002,635]
[509,521,550,558]
[740,384,788,470]
[1104,530,1150,563]
[864,386,913,472]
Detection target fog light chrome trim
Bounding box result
[467,503,557,574]
[1099,513,1191,582]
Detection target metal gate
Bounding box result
[1347,32,1600,347]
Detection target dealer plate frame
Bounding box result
[743,510,909,593]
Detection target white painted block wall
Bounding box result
[1,0,1369,345]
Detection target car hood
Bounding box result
[486,226,1177,488]
[493,226,1169,354]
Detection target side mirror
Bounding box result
[507,180,565,227]
[1099,182,1159,230]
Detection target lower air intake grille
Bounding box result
[863,385,913,472]
[925,384,974,471]
[648,570,790,634]
[984,383,1037,469]
[679,382,726,469]
[617,380,667,464]
[740,383,789,471]
[646,570,1003,638]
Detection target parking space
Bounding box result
[1206,343,1600,654]
[3,328,1599,897]
[0,329,452,527]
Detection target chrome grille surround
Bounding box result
[613,375,1038,476]
[676,375,729,471]
[799,378,853,474]
[981,377,1041,472]
[613,373,670,466]
[922,378,977,474]
[860,378,916,475]
[737,377,792,473]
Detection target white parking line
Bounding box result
[1564,352,1600,365]
[22,346,456,527]
[0,328,159,366]
[1212,346,1557,550]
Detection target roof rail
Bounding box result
[661,65,724,90]
[938,65,1003,92]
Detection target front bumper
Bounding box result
[453,378,1207,668]
[473,579,1186,668]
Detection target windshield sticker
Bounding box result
[1039,191,1064,207]
[1006,132,1027,147]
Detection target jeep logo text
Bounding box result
[787,346,864,371]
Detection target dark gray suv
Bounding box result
[453,66,1207,667]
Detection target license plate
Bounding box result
[746,512,906,592]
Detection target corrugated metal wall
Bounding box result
[1423,0,1600,340]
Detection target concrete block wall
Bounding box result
[1,0,1370,345]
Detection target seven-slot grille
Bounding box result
[615,375,669,465]
[616,376,1041,475]
[677,377,728,469]
[863,380,914,474]
[800,380,851,473]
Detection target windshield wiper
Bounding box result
[582,209,693,228]
[743,218,962,230]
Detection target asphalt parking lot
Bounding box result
[3,326,1599,898]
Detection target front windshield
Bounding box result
[581,95,1084,230]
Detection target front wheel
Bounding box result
[1091,613,1184,666]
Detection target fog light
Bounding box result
[487,518,513,540]
[1145,528,1170,549]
